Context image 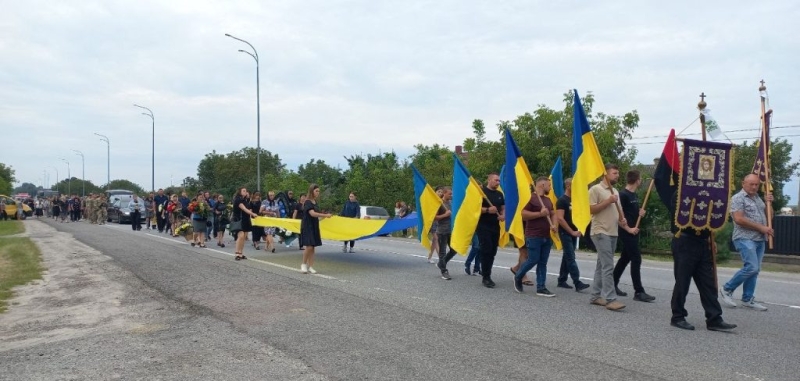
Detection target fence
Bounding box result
[769,216,800,255]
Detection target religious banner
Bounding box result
[674,139,734,231]
[701,109,724,140]
[752,109,772,183]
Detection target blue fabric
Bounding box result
[725,239,765,302]
[517,237,553,289]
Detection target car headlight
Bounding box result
[122,211,130,215]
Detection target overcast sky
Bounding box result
[3,1,799,202]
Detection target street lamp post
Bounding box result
[225,33,261,192]
[133,104,155,193]
[73,150,85,197]
[49,166,59,194]
[60,158,71,195]
[94,133,110,189]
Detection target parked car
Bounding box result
[107,194,146,224]
[0,194,32,219]
[359,206,390,220]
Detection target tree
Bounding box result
[0,177,11,195]
[409,144,454,188]
[342,152,411,214]
[104,179,145,194]
[733,138,799,210]
[196,147,284,197]
[0,163,15,185]
[13,182,40,196]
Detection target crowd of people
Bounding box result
[425,165,773,332]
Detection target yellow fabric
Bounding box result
[508,157,534,248]
[496,173,520,248]
[252,216,387,241]
[417,183,443,250]
[545,178,563,250]
[572,134,606,234]
[451,179,484,255]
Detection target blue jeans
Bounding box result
[516,237,552,290]
[557,232,581,285]
[724,239,765,302]
[465,234,481,271]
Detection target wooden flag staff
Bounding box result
[698,92,720,287]
[759,80,774,249]
[634,179,655,229]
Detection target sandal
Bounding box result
[235,252,243,261]
[191,242,196,247]
[199,244,206,248]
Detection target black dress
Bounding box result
[232,195,252,233]
[250,200,264,241]
[300,200,322,247]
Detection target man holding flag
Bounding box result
[555,178,590,291]
[513,177,557,296]
[588,164,627,311]
[476,173,505,288]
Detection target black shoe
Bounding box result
[615,287,628,297]
[671,320,695,330]
[575,283,590,292]
[634,292,656,302]
[536,288,556,297]
[514,278,523,293]
[482,278,496,288]
[557,282,573,289]
[441,270,451,280]
[707,321,737,332]
[464,266,471,276]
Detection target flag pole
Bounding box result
[698,92,719,288]
[759,80,774,249]
[634,178,654,229]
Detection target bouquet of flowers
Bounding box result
[189,201,210,219]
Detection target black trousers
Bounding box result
[156,212,167,232]
[437,233,457,271]
[670,234,723,325]
[614,231,644,293]
[131,210,141,230]
[477,228,500,280]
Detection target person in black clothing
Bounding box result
[477,173,505,288]
[341,192,361,252]
[213,194,228,247]
[555,178,590,291]
[250,192,264,250]
[232,187,258,260]
[292,194,307,250]
[612,170,655,302]
[153,189,169,233]
[300,184,332,274]
[668,190,737,332]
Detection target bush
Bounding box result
[714,222,734,262]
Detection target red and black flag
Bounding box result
[653,129,680,214]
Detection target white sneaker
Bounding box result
[348,247,354,253]
[300,264,308,274]
[342,245,347,253]
[743,300,768,311]
[308,267,317,274]
[719,288,737,308]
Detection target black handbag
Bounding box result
[229,219,242,232]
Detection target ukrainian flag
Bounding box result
[412,165,443,249]
[548,157,564,250]
[451,154,484,255]
[502,128,532,247]
[571,89,606,234]
[496,166,510,248]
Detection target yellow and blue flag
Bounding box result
[412,165,443,249]
[548,157,564,250]
[496,166,510,248]
[571,89,606,234]
[451,154,484,255]
[501,128,532,247]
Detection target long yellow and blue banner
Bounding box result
[252,215,418,241]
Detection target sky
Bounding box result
[2,1,799,203]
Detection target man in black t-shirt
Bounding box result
[555,178,590,291]
[612,170,655,302]
[477,173,505,288]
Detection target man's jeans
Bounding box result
[557,232,581,285]
[724,239,765,302]
[591,234,618,301]
[465,234,481,271]
[516,237,553,290]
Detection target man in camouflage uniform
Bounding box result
[87,194,97,224]
[96,195,108,224]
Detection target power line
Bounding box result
[630,125,800,140]
[628,133,800,147]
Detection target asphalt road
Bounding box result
[8,219,800,380]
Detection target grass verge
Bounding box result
[642,254,800,274]
[0,236,43,313]
[0,220,24,236]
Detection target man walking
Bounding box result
[513,177,556,296]
[129,193,143,231]
[341,192,361,253]
[477,173,505,288]
[555,178,590,292]
[435,187,456,280]
[588,164,626,311]
[613,170,656,302]
[719,174,773,311]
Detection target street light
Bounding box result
[133,104,155,193]
[60,158,71,195]
[73,150,85,197]
[225,33,261,192]
[94,133,110,189]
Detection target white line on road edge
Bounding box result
[143,233,339,280]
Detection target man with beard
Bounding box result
[613,170,656,302]
[477,173,505,288]
[588,164,626,311]
[513,176,557,296]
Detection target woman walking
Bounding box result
[144,193,155,230]
[232,187,258,260]
[249,192,264,250]
[166,194,181,236]
[300,184,332,274]
[213,194,228,247]
[260,191,281,253]
[291,194,307,250]
[341,192,360,253]
[190,193,210,248]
